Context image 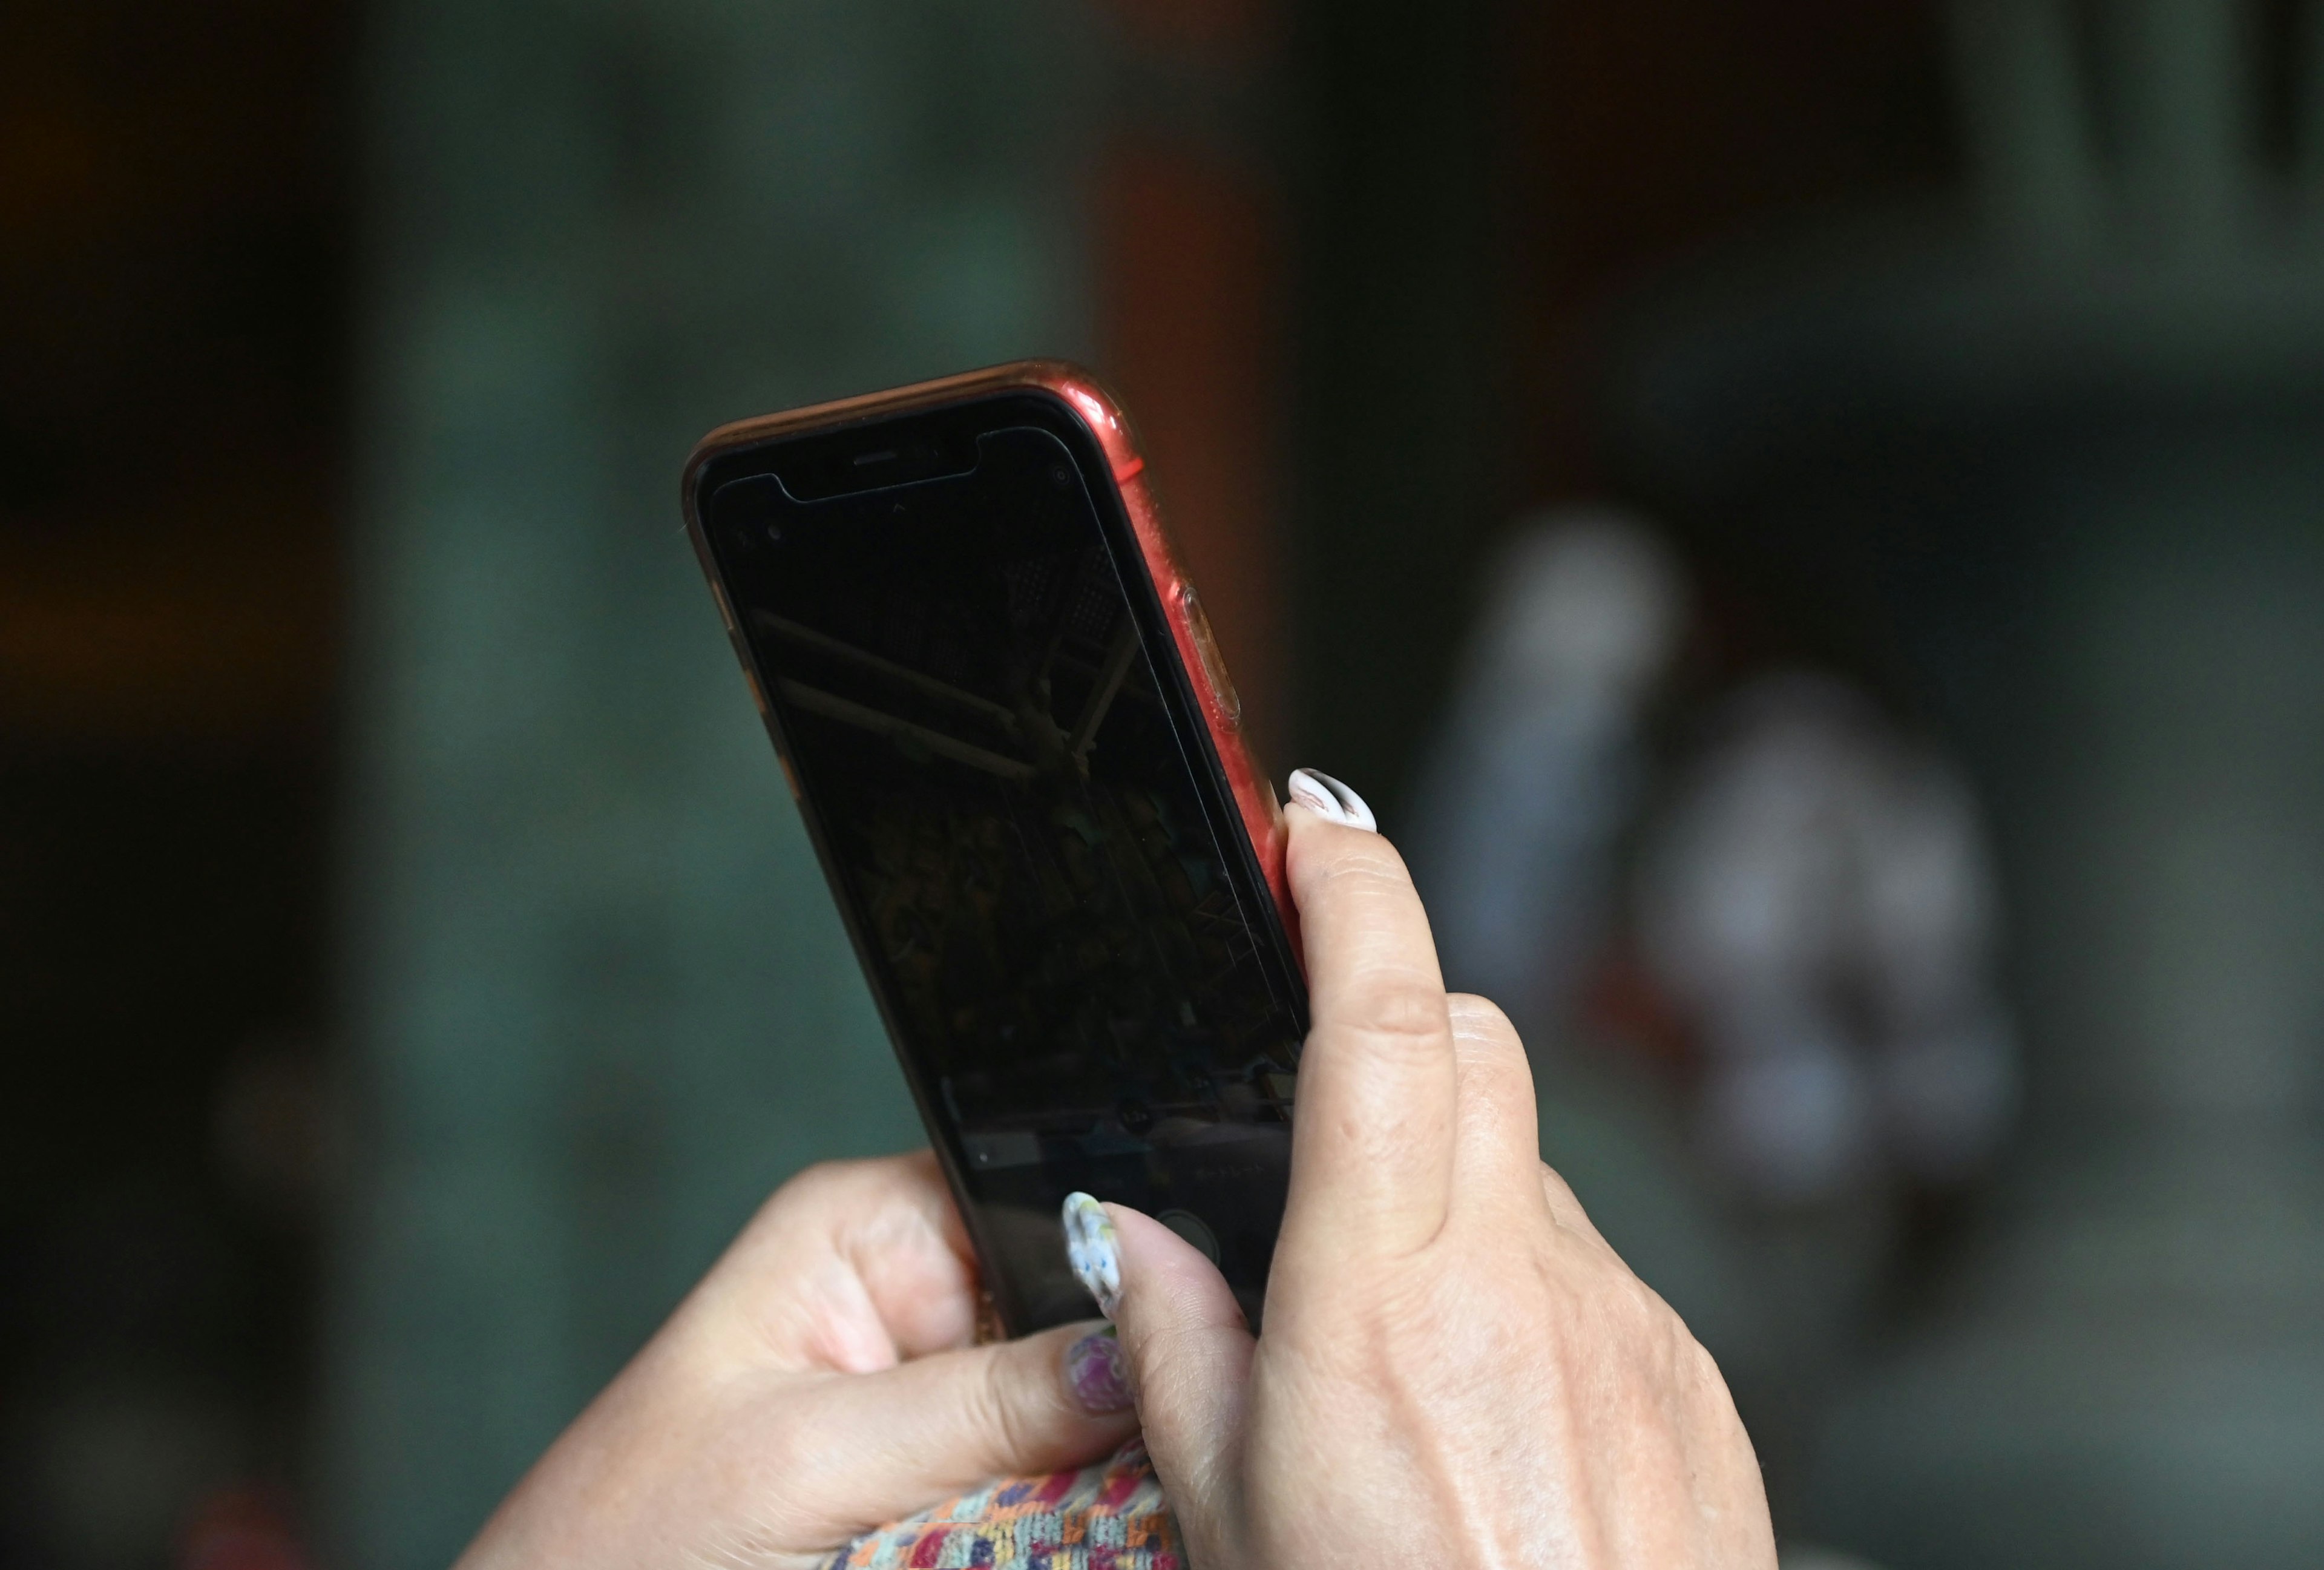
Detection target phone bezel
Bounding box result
[687,385,1307,1335]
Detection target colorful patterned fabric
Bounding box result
[831,1442,1183,1569]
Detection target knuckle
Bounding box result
[1445,992,1516,1039]
[1681,1331,1726,1395]
[1314,833,1411,874]
[1448,998,1531,1076]
[1646,1304,1715,1393]
[977,1348,1045,1461]
[1304,843,1415,896]
[781,1157,856,1198]
[755,1154,908,1239]
[1612,1267,1672,1329]
[1537,1160,1580,1209]
[1336,976,1450,1046]
[1537,1162,1610,1247]
[761,1158,852,1222]
[775,1151,923,1209]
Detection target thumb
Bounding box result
[1082,1199,1255,1528]
[775,1319,1138,1536]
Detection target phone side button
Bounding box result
[1177,584,1244,729]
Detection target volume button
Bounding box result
[1178,583,1243,729]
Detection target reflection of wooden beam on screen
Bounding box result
[778,678,1036,782]
[1069,619,1142,762]
[1052,649,1160,705]
[755,611,1019,732]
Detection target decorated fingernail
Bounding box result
[1063,1327,1134,1413]
[1286,768,1378,833]
[1062,1192,1121,1319]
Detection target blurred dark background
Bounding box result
[5,2,2320,1567]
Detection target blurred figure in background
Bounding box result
[1640,672,2015,1206]
[1414,510,2015,1209]
[1411,511,1689,1040]
[1410,508,2019,1532]
[1606,6,2324,1563]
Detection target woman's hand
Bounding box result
[457,1151,1137,1570]
[1095,772,1777,1568]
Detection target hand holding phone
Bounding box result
[459,365,1772,1570]
[459,795,1776,1570]
[1099,801,1780,1570]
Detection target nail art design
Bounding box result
[1287,767,1378,833]
[1062,1192,1121,1319]
[1063,1327,1134,1413]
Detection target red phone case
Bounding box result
[680,359,1297,951]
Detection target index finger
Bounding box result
[1277,790,1459,1264]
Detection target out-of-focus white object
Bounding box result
[1410,508,1689,1029]
[1638,674,2017,1204]
[1779,1550,1888,1570]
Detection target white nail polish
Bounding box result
[1286,768,1378,833]
[1062,1192,1122,1320]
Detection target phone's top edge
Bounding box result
[680,360,1144,518]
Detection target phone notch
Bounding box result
[775,423,979,502]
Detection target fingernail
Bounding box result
[1286,768,1377,833]
[1062,1192,1121,1320]
[1063,1327,1134,1413]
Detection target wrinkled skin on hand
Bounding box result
[456,1152,1135,1570]
[1104,803,1777,1569]
[460,801,1774,1570]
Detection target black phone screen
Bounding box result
[698,393,1304,1332]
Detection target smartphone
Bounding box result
[683,361,1307,1335]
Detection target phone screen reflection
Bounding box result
[712,421,1299,1330]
